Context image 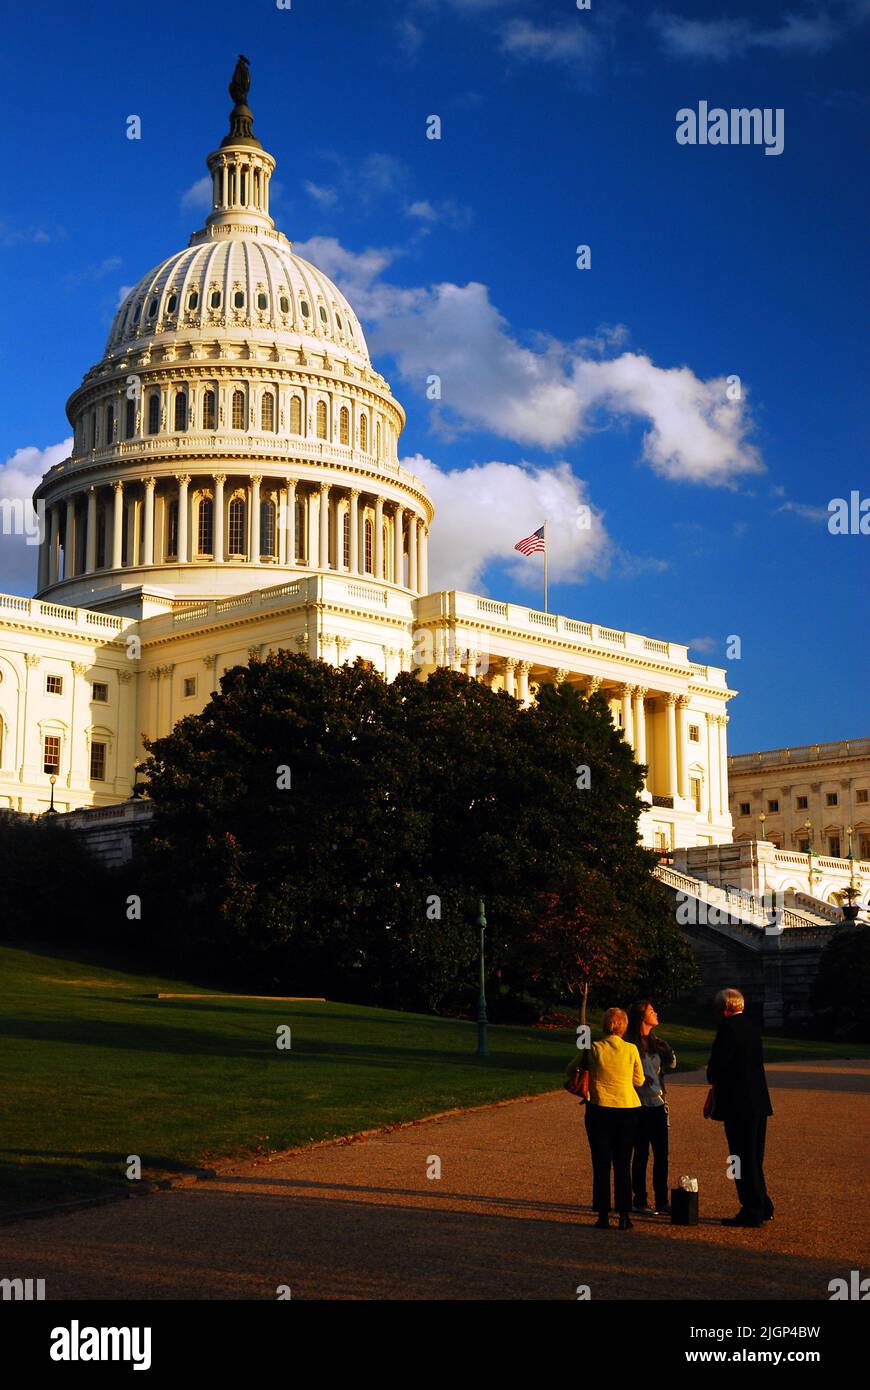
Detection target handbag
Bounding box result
[703,1085,716,1119]
[564,1067,590,1102]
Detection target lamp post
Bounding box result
[44,773,59,818]
[842,825,861,922]
[476,897,488,1057]
[759,811,767,842]
[131,759,143,800]
[804,819,819,894]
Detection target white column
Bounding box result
[143,478,156,566]
[38,505,51,590]
[286,480,296,564]
[419,524,429,594]
[112,482,124,569]
[213,474,225,562]
[666,694,679,799]
[85,488,97,573]
[64,496,76,579]
[251,476,262,563]
[319,482,330,570]
[634,687,647,783]
[621,684,635,747]
[706,712,719,823]
[677,696,690,801]
[125,495,137,567]
[516,660,531,705]
[393,504,404,587]
[466,649,477,679]
[177,475,190,563]
[278,486,288,565]
[408,514,419,591]
[48,503,60,583]
[718,715,730,817]
[349,490,360,574]
[503,658,517,697]
[374,496,384,579]
[308,487,320,566]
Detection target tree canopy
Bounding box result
[136,653,695,1014]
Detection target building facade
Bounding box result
[729,738,870,865]
[0,63,736,851]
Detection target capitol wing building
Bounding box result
[0,65,735,852]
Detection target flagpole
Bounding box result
[543,520,548,613]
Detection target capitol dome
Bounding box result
[33,58,432,611]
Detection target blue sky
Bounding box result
[0,0,867,751]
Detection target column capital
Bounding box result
[24,653,41,668]
[677,694,691,708]
[503,657,517,671]
[555,668,570,684]
[214,472,227,485]
[250,474,263,486]
[516,659,532,674]
[142,476,157,490]
[665,691,679,706]
[586,675,602,694]
[118,670,134,684]
[202,655,217,669]
[176,473,191,485]
[71,662,88,677]
[112,480,124,494]
[350,488,361,500]
[634,685,648,699]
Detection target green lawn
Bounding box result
[2,942,867,1217]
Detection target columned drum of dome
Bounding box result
[34,59,431,609]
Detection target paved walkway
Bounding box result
[2,1062,868,1299]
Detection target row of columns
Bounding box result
[39,477,430,594]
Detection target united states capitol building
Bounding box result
[0,63,737,854]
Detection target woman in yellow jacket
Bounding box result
[570,1006,644,1229]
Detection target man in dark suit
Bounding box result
[707,987,774,1228]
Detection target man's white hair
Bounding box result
[715,987,745,1012]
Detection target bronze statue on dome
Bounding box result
[229,55,251,107]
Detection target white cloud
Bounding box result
[180,176,212,211]
[776,499,829,523]
[0,439,72,594]
[688,635,717,655]
[298,238,762,486]
[404,453,610,593]
[304,181,339,208]
[500,18,601,66]
[406,198,472,229]
[651,4,866,60]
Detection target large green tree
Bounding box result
[136,653,693,1013]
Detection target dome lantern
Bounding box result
[197,56,276,240]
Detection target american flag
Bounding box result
[514,525,546,556]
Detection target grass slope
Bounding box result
[2,943,867,1217]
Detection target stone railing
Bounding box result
[58,435,410,483]
[654,863,828,933]
[0,592,126,633]
[449,593,729,684]
[730,738,870,769]
[158,573,413,635]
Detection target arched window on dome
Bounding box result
[376,421,382,458]
[202,390,216,431]
[261,392,275,433]
[364,518,373,574]
[359,414,368,452]
[316,400,327,439]
[342,511,350,569]
[382,523,390,581]
[188,290,199,311]
[197,497,213,556]
[232,390,245,431]
[339,407,349,446]
[147,393,160,436]
[174,392,187,432]
[125,398,136,439]
[289,396,302,435]
[88,412,96,449]
[105,404,114,444]
[260,498,276,558]
[228,497,246,556]
[166,500,178,559]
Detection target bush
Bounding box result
[811,925,870,1041]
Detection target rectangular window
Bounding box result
[690,777,702,812]
[767,799,779,813]
[688,723,700,742]
[43,735,61,775]
[826,792,838,807]
[183,676,197,698]
[91,682,109,703]
[860,835,870,860]
[90,742,106,781]
[739,801,750,816]
[46,674,63,695]
[857,789,868,804]
[828,836,840,859]
[798,839,810,854]
[796,795,808,810]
